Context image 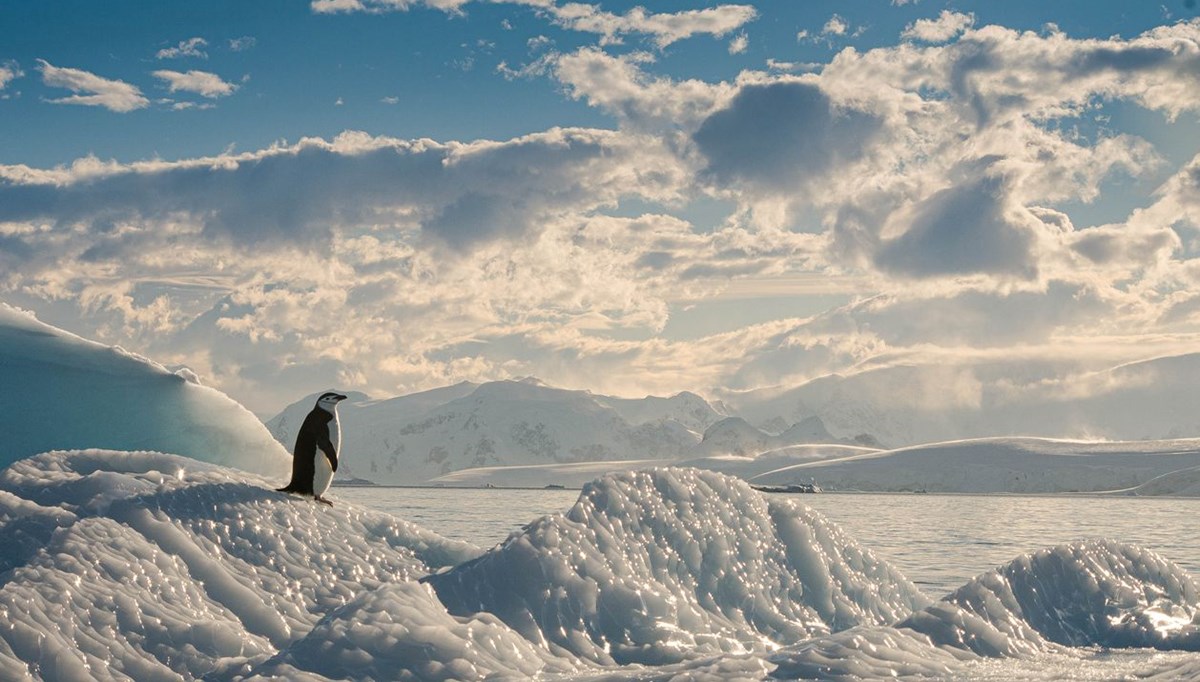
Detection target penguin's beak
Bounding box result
[335,394,348,401]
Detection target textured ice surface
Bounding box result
[0,304,290,476]
[4,452,1200,680]
[771,540,1200,679]
[426,468,929,666]
[0,450,478,680]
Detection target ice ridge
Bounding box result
[771,539,1200,679]
[426,467,929,666]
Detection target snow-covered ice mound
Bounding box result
[5,452,1200,681]
[771,540,1200,679]
[0,304,290,476]
[0,450,478,680]
[425,468,929,666]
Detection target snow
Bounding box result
[771,540,1200,678]
[0,450,477,680]
[3,451,1200,680]
[0,304,289,477]
[426,468,927,666]
[756,437,1200,494]
[428,437,1200,496]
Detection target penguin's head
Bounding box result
[316,392,348,412]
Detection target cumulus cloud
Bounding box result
[156,37,209,60]
[728,33,748,54]
[10,16,1200,415]
[822,14,848,36]
[875,167,1046,279]
[692,79,882,198]
[37,60,148,112]
[902,10,974,43]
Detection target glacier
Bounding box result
[2,452,1200,680]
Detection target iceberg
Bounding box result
[0,304,290,477]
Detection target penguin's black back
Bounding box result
[277,407,334,495]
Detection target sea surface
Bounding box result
[338,486,1200,597]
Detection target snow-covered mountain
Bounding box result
[266,379,729,484]
[0,304,289,476]
[692,415,878,458]
[725,353,1200,447]
[426,436,1200,496]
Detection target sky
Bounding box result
[3,0,1200,417]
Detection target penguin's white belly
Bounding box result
[312,452,334,497]
[312,419,339,497]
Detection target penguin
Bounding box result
[277,392,348,506]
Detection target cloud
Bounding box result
[0,61,22,91]
[902,10,974,43]
[310,0,757,48]
[156,37,209,60]
[874,166,1046,279]
[822,14,847,36]
[37,60,148,112]
[152,70,238,98]
[0,128,683,251]
[539,3,757,48]
[692,79,882,198]
[728,33,748,55]
[228,36,257,52]
[311,0,469,14]
[11,17,1200,416]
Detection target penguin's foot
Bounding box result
[314,495,333,506]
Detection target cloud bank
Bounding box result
[7,18,1200,414]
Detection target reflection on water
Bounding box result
[339,486,1200,597]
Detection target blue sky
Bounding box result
[4,1,1188,165]
[3,0,1200,415]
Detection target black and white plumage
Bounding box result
[277,392,347,505]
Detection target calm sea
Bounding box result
[338,486,1200,597]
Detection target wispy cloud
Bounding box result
[156,37,208,60]
[152,69,238,98]
[37,60,148,112]
[228,36,257,52]
[310,0,757,48]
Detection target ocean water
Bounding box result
[339,486,1200,597]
